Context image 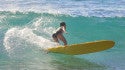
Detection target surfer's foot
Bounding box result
[46,50,50,54]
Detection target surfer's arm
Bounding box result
[62,26,68,34]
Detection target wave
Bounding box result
[1,10,125,58]
[0,0,125,17]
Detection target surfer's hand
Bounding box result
[65,32,68,34]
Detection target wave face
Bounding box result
[0,0,125,70]
[0,0,125,17]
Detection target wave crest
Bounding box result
[0,0,125,17]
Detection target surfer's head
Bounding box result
[60,22,66,26]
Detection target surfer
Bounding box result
[52,22,67,45]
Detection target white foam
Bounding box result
[33,18,43,27]
[0,15,6,23]
[3,26,57,54]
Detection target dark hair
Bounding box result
[60,22,66,26]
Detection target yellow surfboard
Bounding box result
[47,40,115,55]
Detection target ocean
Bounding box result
[0,0,125,70]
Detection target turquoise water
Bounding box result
[0,0,125,70]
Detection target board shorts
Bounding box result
[52,29,62,38]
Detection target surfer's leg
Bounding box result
[57,34,67,45]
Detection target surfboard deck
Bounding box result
[47,40,115,55]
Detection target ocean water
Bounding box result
[0,0,125,70]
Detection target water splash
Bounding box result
[3,24,57,58]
